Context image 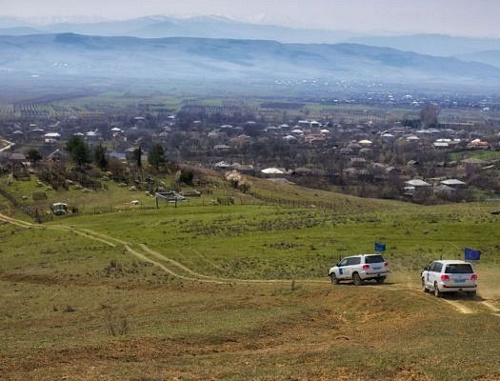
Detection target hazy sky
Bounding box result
[2,0,500,37]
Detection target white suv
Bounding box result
[421,260,478,297]
[328,254,390,285]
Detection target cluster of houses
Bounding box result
[199,118,500,156]
[204,118,500,202]
[211,150,499,199]
[2,107,500,203]
[404,178,467,200]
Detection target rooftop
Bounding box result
[441,179,466,186]
[405,179,431,187]
[434,260,472,265]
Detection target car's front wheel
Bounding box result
[330,273,339,285]
[353,272,363,286]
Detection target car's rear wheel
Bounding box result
[434,282,441,297]
[353,272,362,286]
[376,277,386,284]
[422,278,429,293]
[468,291,476,298]
[330,273,339,285]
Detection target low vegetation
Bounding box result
[1,172,500,379]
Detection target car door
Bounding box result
[434,263,443,288]
[425,262,436,288]
[336,258,349,279]
[429,262,443,289]
[345,257,361,279]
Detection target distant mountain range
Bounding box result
[349,34,500,57]
[2,16,500,70]
[0,15,361,43]
[0,33,499,89]
[457,50,500,70]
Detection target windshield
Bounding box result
[445,264,474,274]
[365,255,385,264]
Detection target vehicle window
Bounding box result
[434,263,443,273]
[347,257,361,266]
[429,262,436,272]
[445,264,473,274]
[365,255,385,264]
[339,258,349,267]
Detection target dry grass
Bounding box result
[2,174,500,379]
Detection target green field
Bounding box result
[449,150,500,162]
[2,91,497,124]
[2,174,500,380]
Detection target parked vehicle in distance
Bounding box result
[155,190,187,203]
[421,260,478,297]
[328,254,390,285]
[51,202,68,216]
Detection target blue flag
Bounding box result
[465,248,481,261]
[375,243,386,252]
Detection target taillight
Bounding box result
[441,275,450,281]
[362,264,370,270]
[471,274,478,281]
[384,262,389,267]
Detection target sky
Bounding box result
[1,0,500,37]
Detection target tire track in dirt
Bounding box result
[481,300,500,317]
[0,213,119,249]
[77,228,130,246]
[190,248,225,271]
[139,244,326,285]
[0,218,32,229]
[439,298,474,314]
[140,244,224,280]
[0,213,34,228]
[125,245,228,284]
[69,229,118,247]
[0,214,226,284]
[353,282,478,315]
[41,224,118,248]
[0,216,203,284]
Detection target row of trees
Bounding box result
[64,136,166,171]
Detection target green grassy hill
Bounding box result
[2,171,500,379]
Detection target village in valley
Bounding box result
[1,92,500,212]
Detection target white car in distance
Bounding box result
[421,260,478,297]
[328,254,390,285]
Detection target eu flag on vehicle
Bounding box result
[465,248,481,261]
[375,243,386,252]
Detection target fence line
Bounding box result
[0,186,52,222]
[249,192,344,211]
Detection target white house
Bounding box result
[261,167,285,175]
[44,132,61,144]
